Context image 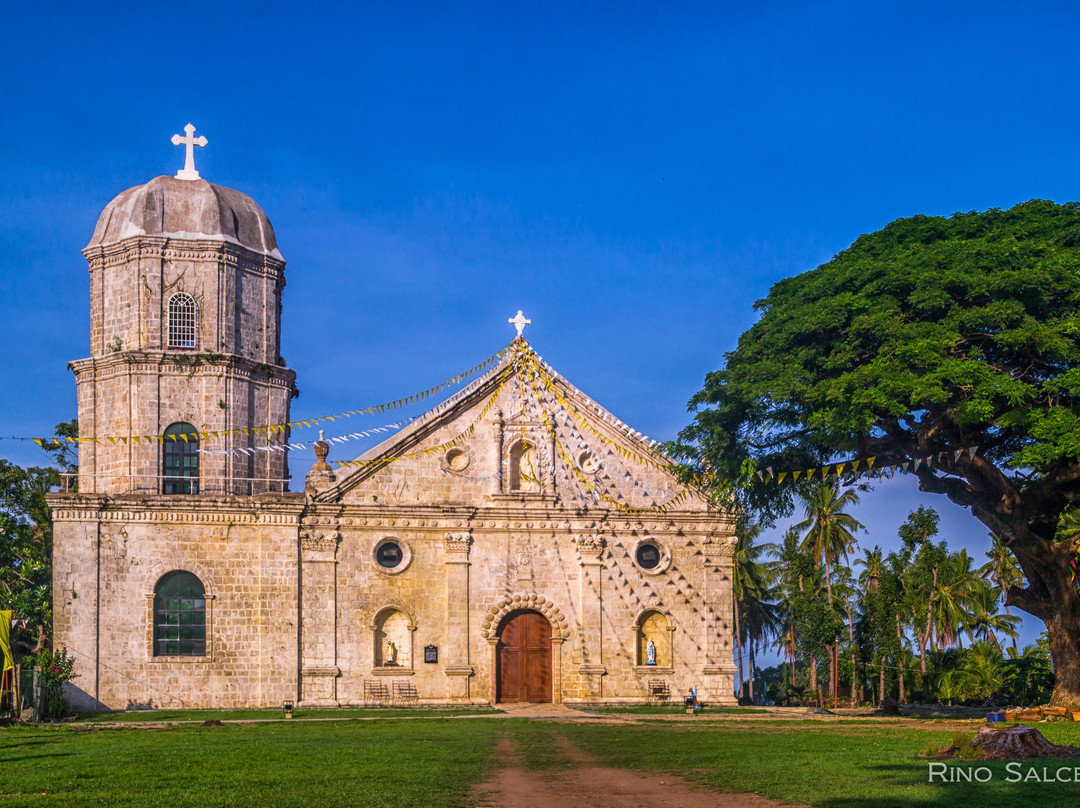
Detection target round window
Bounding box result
[376,541,404,569]
[636,542,662,569]
[578,451,602,474]
[445,448,470,472]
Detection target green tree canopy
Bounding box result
[681,200,1080,704]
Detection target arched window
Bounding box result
[163,422,199,494]
[508,439,540,492]
[167,293,198,349]
[153,571,206,656]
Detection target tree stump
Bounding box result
[972,725,1080,759]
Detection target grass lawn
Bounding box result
[75,706,499,723]
[518,719,1080,807]
[573,704,769,715]
[0,718,501,807]
[4,715,1080,806]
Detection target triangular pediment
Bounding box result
[314,341,712,514]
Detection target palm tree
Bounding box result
[933,550,979,650]
[796,483,865,603]
[978,534,1024,654]
[769,528,806,692]
[966,578,1020,653]
[731,516,772,700]
[856,546,885,593]
[742,594,781,703]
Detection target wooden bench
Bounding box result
[363,680,391,706]
[393,680,419,705]
[648,678,670,700]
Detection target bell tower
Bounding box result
[73,124,296,495]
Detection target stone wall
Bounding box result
[76,236,293,496]
[51,495,304,711]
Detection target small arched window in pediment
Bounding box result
[509,439,540,492]
[168,293,198,349]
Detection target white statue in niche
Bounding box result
[385,639,397,666]
[646,637,657,665]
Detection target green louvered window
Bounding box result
[163,422,199,494]
[153,571,206,656]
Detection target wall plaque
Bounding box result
[424,645,438,664]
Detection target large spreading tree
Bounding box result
[680,200,1080,704]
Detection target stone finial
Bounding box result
[305,431,335,494]
[171,123,208,181]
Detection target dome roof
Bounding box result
[85,176,282,259]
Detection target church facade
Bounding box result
[48,132,737,710]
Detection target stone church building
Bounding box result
[48,130,737,710]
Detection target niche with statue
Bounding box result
[634,609,674,671]
[372,607,414,670]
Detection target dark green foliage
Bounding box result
[0,459,57,656]
[680,200,1080,702]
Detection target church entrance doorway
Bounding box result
[496,609,552,703]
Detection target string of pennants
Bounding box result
[330,360,517,470]
[753,446,980,485]
[520,351,691,515]
[195,418,418,457]
[32,350,504,450]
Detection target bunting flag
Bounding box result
[746,446,981,487]
[33,348,506,449]
[333,354,518,471]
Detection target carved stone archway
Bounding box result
[482,593,568,704]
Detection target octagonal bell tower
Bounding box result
[73,125,296,495]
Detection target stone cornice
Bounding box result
[69,353,295,387]
[296,504,732,532]
[47,492,304,524]
[83,235,285,277]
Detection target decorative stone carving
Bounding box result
[301,528,340,553]
[573,534,606,557]
[481,593,569,641]
[444,531,473,552]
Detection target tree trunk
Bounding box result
[846,603,857,706]
[972,725,1080,759]
[810,655,820,706]
[828,645,835,708]
[790,625,797,686]
[1006,530,1080,706]
[879,655,886,704]
[749,638,756,703]
[919,568,937,702]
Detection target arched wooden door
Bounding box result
[496,610,552,703]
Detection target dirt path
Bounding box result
[471,733,794,808]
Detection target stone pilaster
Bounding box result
[574,534,607,698]
[443,531,474,698]
[300,524,340,706]
[701,534,738,705]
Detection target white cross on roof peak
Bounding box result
[509,310,531,338]
[171,123,208,181]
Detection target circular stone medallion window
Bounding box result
[373,538,412,574]
[578,451,602,474]
[633,539,671,575]
[444,448,470,472]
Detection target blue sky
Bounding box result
[3,1,1077,655]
